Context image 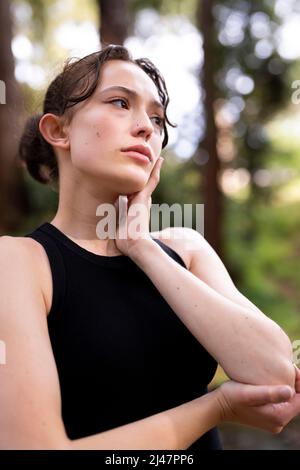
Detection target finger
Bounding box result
[241,385,293,407]
[294,364,300,380]
[114,196,120,221]
[270,393,300,427]
[144,157,164,197]
[127,192,139,205]
[114,195,127,223]
[286,392,300,416]
[292,364,300,390]
[117,195,128,239]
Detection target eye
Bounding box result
[108,98,128,108]
[151,116,165,134]
[151,116,164,128]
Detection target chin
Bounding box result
[116,168,149,191]
[116,181,146,195]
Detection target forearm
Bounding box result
[131,240,294,387]
[68,393,220,450]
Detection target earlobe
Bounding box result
[39,113,70,150]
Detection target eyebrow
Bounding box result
[99,86,165,114]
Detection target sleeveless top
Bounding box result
[25,222,222,450]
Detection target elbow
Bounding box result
[38,436,71,450]
[275,327,295,388]
[243,354,295,390]
[228,319,296,388]
[34,433,72,450]
[272,356,296,390]
[2,437,71,451]
[265,326,295,390]
[39,430,72,450]
[38,436,72,450]
[57,438,73,450]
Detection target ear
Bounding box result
[39,113,70,151]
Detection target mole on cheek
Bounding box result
[96,131,101,138]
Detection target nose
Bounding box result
[131,111,154,141]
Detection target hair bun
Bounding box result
[18,113,58,184]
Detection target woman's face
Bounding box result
[66,59,165,195]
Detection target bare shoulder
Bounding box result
[0,235,52,316]
[150,227,204,270]
[1,234,41,254]
[0,235,47,267]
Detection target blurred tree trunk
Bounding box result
[196,0,223,258]
[97,0,130,47]
[0,0,29,234]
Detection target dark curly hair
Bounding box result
[18,44,176,185]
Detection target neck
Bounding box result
[50,177,122,256]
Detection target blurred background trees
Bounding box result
[1,0,300,448]
[0,0,29,232]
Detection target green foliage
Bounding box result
[129,0,198,18]
[212,0,295,202]
[15,173,58,236]
[153,153,200,204]
[224,195,300,339]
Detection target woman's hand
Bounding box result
[215,365,300,434]
[114,157,164,257]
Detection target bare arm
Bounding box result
[70,393,220,450]
[0,236,221,450]
[130,228,295,388]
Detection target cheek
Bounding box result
[89,113,116,143]
[69,113,115,164]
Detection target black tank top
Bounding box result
[26,222,222,450]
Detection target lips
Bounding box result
[121,145,152,161]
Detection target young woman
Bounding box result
[0,44,299,450]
